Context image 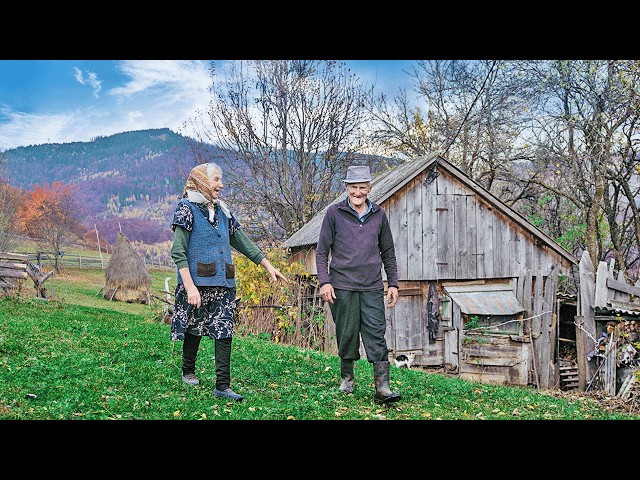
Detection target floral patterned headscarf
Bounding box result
[183,163,231,220]
[183,163,216,206]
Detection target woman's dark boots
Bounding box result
[373,361,401,404]
[213,337,244,402]
[181,332,201,385]
[339,359,355,393]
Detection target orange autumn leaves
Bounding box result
[15,181,86,252]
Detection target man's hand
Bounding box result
[320,283,336,304]
[386,286,399,308]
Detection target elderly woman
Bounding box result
[170,162,287,401]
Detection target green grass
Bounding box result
[44,266,172,318]
[2,288,639,421]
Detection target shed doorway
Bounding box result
[557,297,578,390]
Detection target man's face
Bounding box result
[346,182,370,208]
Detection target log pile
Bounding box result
[0,252,54,298]
[0,252,28,294]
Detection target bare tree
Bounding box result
[0,151,22,252]
[190,60,374,243]
[368,60,535,195]
[516,60,640,267]
[602,99,640,280]
[363,85,444,161]
[371,59,640,277]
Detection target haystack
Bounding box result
[103,232,152,304]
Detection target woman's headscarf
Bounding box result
[183,163,231,221]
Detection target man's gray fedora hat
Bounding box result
[343,165,372,184]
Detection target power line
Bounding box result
[442,60,498,157]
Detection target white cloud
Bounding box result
[109,60,213,137]
[127,110,144,124]
[74,67,103,98]
[0,60,214,150]
[110,60,211,101]
[0,106,80,148]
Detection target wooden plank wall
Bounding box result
[455,269,559,388]
[406,176,423,280]
[459,332,529,385]
[388,282,428,354]
[514,268,559,389]
[383,168,571,283]
[476,202,495,278]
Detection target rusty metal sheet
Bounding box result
[444,284,524,315]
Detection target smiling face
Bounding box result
[208,168,223,200]
[184,163,225,204]
[346,182,371,210]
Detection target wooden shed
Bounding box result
[284,153,578,389]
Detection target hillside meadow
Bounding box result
[1,265,639,424]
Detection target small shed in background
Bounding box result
[285,153,578,390]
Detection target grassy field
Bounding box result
[1,265,639,423]
[46,265,173,319]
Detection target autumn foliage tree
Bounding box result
[16,181,87,272]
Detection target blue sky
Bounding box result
[0,60,417,151]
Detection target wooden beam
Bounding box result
[606,277,640,298]
[594,261,609,307]
[0,261,27,270]
[398,288,421,296]
[0,269,28,279]
[0,252,28,261]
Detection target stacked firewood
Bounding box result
[615,320,639,367]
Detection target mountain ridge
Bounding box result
[4,128,220,246]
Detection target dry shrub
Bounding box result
[234,248,324,351]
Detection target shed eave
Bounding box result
[444,284,525,316]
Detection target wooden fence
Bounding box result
[25,252,173,270]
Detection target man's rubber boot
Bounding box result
[373,361,401,404]
[339,359,355,393]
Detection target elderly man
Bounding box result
[316,165,401,404]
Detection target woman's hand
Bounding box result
[186,285,201,308]
[178,267,201,308]
[261,258,288,284]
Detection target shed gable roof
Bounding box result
[284,153,578,266]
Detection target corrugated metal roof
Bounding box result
[593,306,640,317]
[444,284,525,316]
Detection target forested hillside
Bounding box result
[4,128,222,246]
